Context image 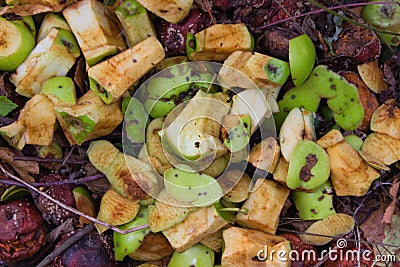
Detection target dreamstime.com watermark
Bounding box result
[256,239,397,265]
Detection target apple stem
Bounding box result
[0,164,148,235]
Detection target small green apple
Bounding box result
[289,34,316,86]
[168,243,215,267]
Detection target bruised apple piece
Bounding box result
[41,76,77,107]
[0,199,46,262]
[36,12,71,42]
[221,170,251,203]
[236,179,290,234]
[186,24,254,61]
[113,206,150,261]
[137,0,193,24]
[221,227,290,267]
[358,150,390,171]
[168,243,214,267]
[272,156,289,185]
[327,139,380,196]
[357,60,388,93]
[222,114,251,153]
[160,90,230,160]
[62,0,127,66]
[286,140,330,191]
[115,0,157,47]
[362,132,400,165]
[279,107,304,161]
[129,233,174,261]
[316,129,344,149]
[299,213,355,245]
[0,94,56,149]
[72,187,96,225]
[96,189,140,233]
[219,51,290,89]
[54,91,123,145]
[370,99,400,139]
[0,15,35,72]
[148,190,196,232]
[88,37,165,100]
[341,72,379,131]
[10,27,80,98]
[293,181,336,220]
[162,205,228,253]
[248,137,280,173]
[87,140,158,202]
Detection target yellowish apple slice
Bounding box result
[370,99,400,139]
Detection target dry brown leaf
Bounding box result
[361,206,386,244]
[0,147,39,182]
[382,179,400,224]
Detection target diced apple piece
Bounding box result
[236,179,290,234]
[54,91,122,145]
[136,0,193,24]
[10,28,80,98]
[357,60,388,93]
[362,132,400,165]
[200,226,229,252]
[148,190,196,233]
[327,140,380,196]
[87,140,158,202]
[279,107,304,161]
[160,90,230,160]
[222,227,290,267]
[41,76,77,107]
[62,0,127,66]
[88,37,164,100]
[316,129,344,149]
[115,0,157,47]
[273,156,289,185]
[187,24,254,61]
[129,233,174,261]
[219,51,290,89]
[0,94,56,149]
[221,170,251,203]
[37,12,71,42]
[96,188,140,233]
[162,205,228,253]
[249,137,280,172]
[370,99,400,139]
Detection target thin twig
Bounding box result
[0,164,148,235]
[0,173,105,187]
[63,145,76,165]
[36,224,94,267]
[13,156,88,164]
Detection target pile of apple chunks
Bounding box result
[0,0,399,266]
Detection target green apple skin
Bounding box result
[56,111,96,145]
[41,76,77,106]
[22,16,36,38]
[89,77,114,105]
[0,17,35,72]
[289,34,316,87]
[55,28,81,58]
[168,243,215,267]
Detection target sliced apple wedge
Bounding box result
[88,37,165,100]
[370,99,400,139]
[248,137,280,173]
[362,132,400,165]
[54,91,122,145]
[10,28,80,98]
[316,129,344,149]
[62,0,127,66]
[327,140,380,196]
[357,60,388,93]
[279,107,304,161]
